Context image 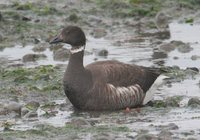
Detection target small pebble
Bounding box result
[4,102,22,116]
[91,28,107,38]
[98,49,108,56]
[22,54,46,62]
[0,11,3,21]
[155,11,171,30]
[158,130,172,140]
[21,107,29,116]
[188,98,200,107]
[32,43,48,52]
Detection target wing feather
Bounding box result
[83,60,160,110]
[86,60,160,92]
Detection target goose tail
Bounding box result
[142,75,169,105]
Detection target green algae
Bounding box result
[0,1,62,46]
[152,100,166,108]
[33,6,59,16]
[68,13,80,23]
[0,65,63,94]
[11,1,61,15]
[160,66,198,81]
[95,0,200,18]
[95,0,161,17]
[185,18,194,24]
[0,0,200,139]
[0,124,130,140]
[12,1,33,10]
[152,96,183,108]
[40,102,57,111]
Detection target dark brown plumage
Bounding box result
[50,26,163,111]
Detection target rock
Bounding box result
[25,101,40,111]
[171,41,192,53]
[21,16,31,21]
[22,54,47,62]
[136,134,158,140]
[97,49,108,56]
[188,98,200,107]
[32,43,48,52]
[68,13,79,22]
[125,38,145,43]
[0,108,7,115]
[4,102,22,117]
[21,107,29,116]
[173,56,179,60]
[191,55,200,60]
[181,130,195,137]
[160,41,192,53]
[91,28,107,38]
[187,138,197,140]
[22,54,35,62]
[159,43,176,52]
[156,30,171,40]
[0,32,3,42]
[32,46,46,52]
[177,44,192,53]
[152,51,168,60]
[35,18,40,22]
[165,96,181,107]
[158,130,172,140]
[168,123,179,130]
[186,67,199,73]
[0,11,3,21]
[33,38,40,44]
[155,11,171,30]
[142,31,170,40]
[24,111,38,118]
[158,123,179,130]
[53,48,70,61]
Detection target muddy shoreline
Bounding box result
[1,0,200,139]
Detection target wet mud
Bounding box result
[1,0,200,139]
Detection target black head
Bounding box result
[50,26,86,47]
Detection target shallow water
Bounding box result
[165,23,200,68]
[0,36,153,67]
[1,23,200,138]
[1,23,200,69]
[169,23,200,43]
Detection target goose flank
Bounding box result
[50,26,167,110]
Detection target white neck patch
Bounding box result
[70,46,85,54]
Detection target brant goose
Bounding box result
[50,26,168,110]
